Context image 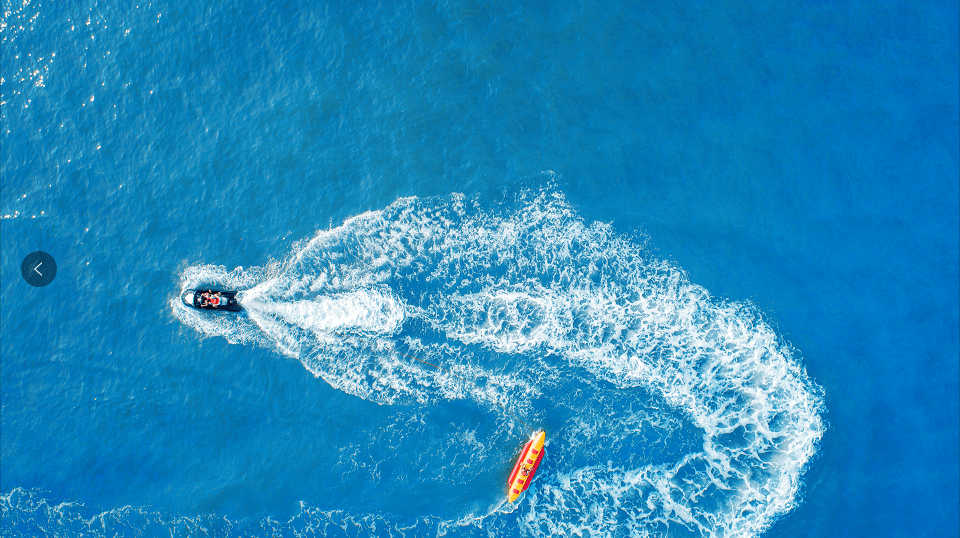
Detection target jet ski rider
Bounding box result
[200,291,222,308]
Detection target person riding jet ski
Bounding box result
[181,289,242,311]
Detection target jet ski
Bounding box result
[181,289,242,311]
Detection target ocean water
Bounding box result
[2,1,957,537]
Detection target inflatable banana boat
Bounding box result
[507,430,546,502]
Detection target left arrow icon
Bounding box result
[21,252,56,287]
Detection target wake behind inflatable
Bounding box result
[507,430,546,502]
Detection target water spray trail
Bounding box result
[171,185,824,537]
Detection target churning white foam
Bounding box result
[171,185,824,537]
[242,289,405,336]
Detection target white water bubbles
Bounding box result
[243,288,405,337]
[172,186,824,537]
[394,189,822,536]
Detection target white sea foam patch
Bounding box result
[411,191,823,536]
[243,288,406,336]
[0,487,468,538]
[171,186,824,537]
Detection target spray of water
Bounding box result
[158,185,824,537]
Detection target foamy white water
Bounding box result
[168,187,825,537]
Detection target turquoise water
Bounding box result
[2,1,957,537]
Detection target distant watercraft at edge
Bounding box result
[181,289,242,311]
[507,430,546,502]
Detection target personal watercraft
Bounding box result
[181,289,242,311]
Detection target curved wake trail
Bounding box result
[170,186,824,537]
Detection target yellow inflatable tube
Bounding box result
[507,430,546,502]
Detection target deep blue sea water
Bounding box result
[2,1,957,537]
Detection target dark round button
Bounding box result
[21,251,57,287]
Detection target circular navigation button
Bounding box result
[21,251,57,287]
